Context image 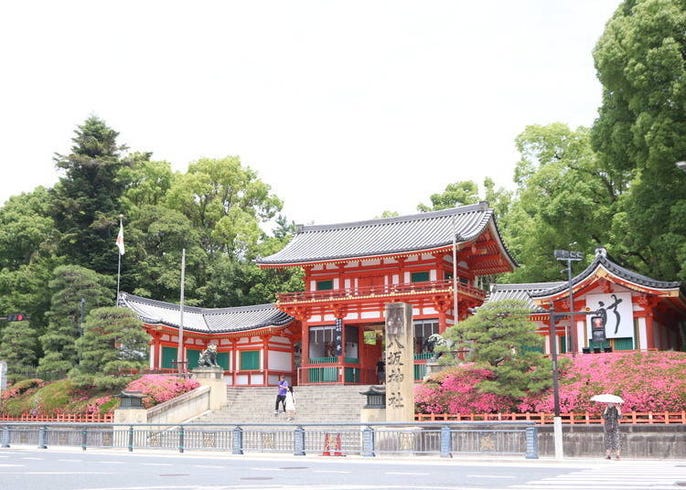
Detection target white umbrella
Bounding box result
[591,394,624,404]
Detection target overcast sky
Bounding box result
[0,0,622,226]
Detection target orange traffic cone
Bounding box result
[322,433,331,456]
[333,433,344,456]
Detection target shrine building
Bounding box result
[119,203,686,387]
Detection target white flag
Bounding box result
[116,222,125,255]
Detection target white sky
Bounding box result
[0,0,622,226]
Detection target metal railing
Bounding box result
[277,280,486,304]
[415,411,686,425]
[0,421,538,459]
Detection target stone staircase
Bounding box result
[191,385,372,424]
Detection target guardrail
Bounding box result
[0,421,538,459]
[415,411,686,424]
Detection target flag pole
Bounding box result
[116,214,124,305]
[178,248,186,374]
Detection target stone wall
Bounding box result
[537,424,686,459]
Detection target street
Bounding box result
[1,447,684,490]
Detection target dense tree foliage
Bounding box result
[51,116,131,274]
[592,0,686,280]
[499,124,617,282]
[0,115,300,378]
[71,307,148,390]
[0,318,38,383]
[37,265,115,377]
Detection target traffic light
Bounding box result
[5,313,28,322]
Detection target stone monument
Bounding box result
[383,302,414,422]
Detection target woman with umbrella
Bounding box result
[593,394,623,460]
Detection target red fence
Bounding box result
[0,413,113,423]
[414,411,686,425]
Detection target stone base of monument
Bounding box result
[193,368,225,409]
[193,367,223,380]
[423,361,447,380]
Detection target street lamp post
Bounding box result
[554,249,583,354]
[548,312,563,459]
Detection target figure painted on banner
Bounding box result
[274,375,288,415]
[376,357,385,384]
[285,386,296,421]
[596,294,623,335]
[602,402,622,460]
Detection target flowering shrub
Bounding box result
[0,379,45,400]
[124,375,200,409]
[417,351,686,415]
[519,351,686,413]
[86,396,115,415]
[415,364,513,413]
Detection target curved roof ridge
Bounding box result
[298,202,489,233]
[257,202,514,269]
[118,292,293,333]
[531,249,682,298]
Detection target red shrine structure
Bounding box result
[119,203,686,387]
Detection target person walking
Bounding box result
[274,375,288,415]
[285,385,296,421]
[376,357,385,384]
[602,402,622,459]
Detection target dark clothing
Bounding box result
[376,360,385,384]
[275,378,288,412]
[602,405,621,453]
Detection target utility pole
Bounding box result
[554,249,583,354]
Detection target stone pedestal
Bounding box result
[193,368,225,410]
[423,361,446,380]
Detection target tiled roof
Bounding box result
[486,249,682,310]
[487,282,566,311]
[257,202,516,267]
[531,248,682,298]
[118,292,293,334]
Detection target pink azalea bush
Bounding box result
[417,351,686,415]
[415,363,512,413]
[519,351,686,414]
[124,375,200,409]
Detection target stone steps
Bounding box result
[192,385,371,424]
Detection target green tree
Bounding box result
[592,0,686,280]
[163,156,282,258]
[501,124,617,282]
[71,307,148,389]
[0,318,38,383]
[0,188,63,353]
[443,299,551,402]
[417,180,481,211]
[38,265,114,377]
[50,116,131,274]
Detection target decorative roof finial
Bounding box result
[595,247,607,258]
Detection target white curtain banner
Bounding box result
[585,292,633,339]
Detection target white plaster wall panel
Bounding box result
[361,311,382,319]
[269,350,292,371]
[637,317,647,350]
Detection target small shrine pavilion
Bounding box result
[488,248,686,355]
